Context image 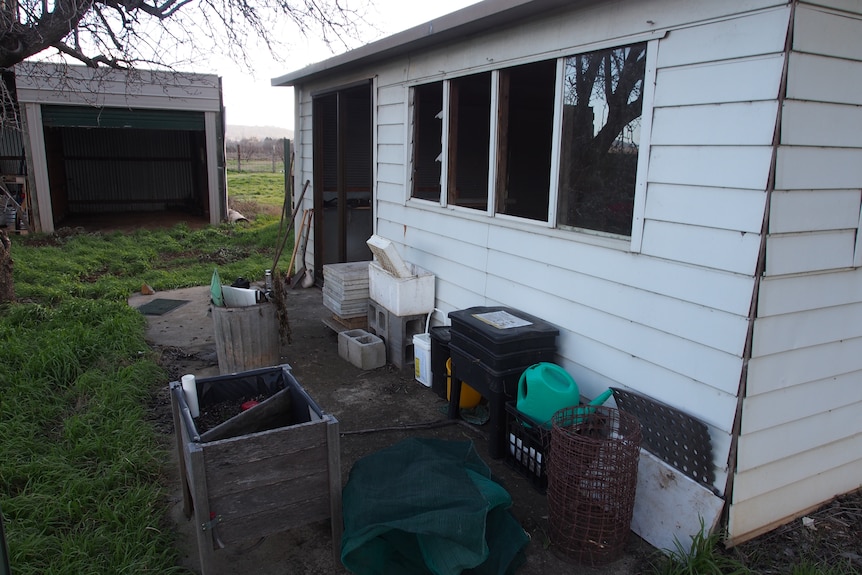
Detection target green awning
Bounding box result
[41,105,205,130]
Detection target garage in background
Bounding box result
[13,62,226,233]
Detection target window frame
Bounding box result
[406,37,659,252]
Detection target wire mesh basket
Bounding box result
[547,405,642,565]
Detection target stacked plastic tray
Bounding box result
[447,306,559,459]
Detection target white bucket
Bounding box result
[413,333,432,387]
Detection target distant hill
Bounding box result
[226,125,294,142]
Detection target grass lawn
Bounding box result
[0,179,291,574]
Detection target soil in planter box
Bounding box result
[195,393,269,435]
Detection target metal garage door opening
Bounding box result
[42,105,212,229]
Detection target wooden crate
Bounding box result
[170,365,342,574]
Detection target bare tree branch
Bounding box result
[0,0,370,129]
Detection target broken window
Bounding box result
[447,72,491,210]
[557,42,646,236]
[495,60,556,221]
[411,82,443,201]
[408,40,647,238]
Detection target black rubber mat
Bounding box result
[136,298,189,316]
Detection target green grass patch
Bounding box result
[13,220,291,304]
[1,172,290,574]
[227,171,286,208]
[0,299,184,574]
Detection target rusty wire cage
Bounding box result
[547,405,642,565]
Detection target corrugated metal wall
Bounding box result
[0,127,24,177]
[56,127,199,214]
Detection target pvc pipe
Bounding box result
[181,374,200,418]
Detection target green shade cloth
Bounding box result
[341,438,528,575]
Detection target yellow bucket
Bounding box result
[446,357,482,408]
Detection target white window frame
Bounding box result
[404,36,660,252]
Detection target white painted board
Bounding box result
[631,450,725,554]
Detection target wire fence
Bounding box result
[225,139,288,173]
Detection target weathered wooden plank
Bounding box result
[653,55,784,107]
[764,229,856,276]
[769,189,861,234]
[205,442,329,500]
[736,401,860,471]
[752,301,862,357]
[728,457,862,544]
[199,389,294,443]
[202,417,326,464]
[188,443,217,574]
[645,183,766,234]
[747,336,862,395]
[794,4,862,61]
[757,268,862,316]
[787,52,862,105]
[741,370,862,434]
[326,419,343,566]
[648,145,774,190]
[655,7,789,69]
[631,450,726,553]
[782,101,862,147]
[651,101,778,146]
[215,489,331,544]
[641,219,762,275]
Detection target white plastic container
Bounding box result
[368,260,435,316]
[366,235,412,278]
[413,333,431,387]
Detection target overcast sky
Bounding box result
[213,0,479,130]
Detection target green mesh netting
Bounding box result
[341,438,528,575]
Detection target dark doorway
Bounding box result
[312,82,373,283]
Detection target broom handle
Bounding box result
[273,179,310,271]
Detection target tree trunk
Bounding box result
[0,230,14,303]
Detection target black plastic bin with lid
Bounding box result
[448,307,559,357]
[446,307,560,459]
[429,326,451,400]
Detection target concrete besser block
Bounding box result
[338,329,386,370]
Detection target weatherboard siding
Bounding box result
[730,2,862,543]
[365,6,794,497]
[375,8,792,494]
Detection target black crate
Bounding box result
[450,330,556,370]
[448,306,559,355]
[449,342,527,397]
[505,401,551,492]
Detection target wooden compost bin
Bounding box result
[170,364,342,574]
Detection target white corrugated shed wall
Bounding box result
[291,0,789,510]
[372,0,788,497]
[730,0,862,544]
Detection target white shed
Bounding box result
[273,0,862,547]
[11,62,227,233]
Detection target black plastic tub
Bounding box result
[448,306,559,355]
